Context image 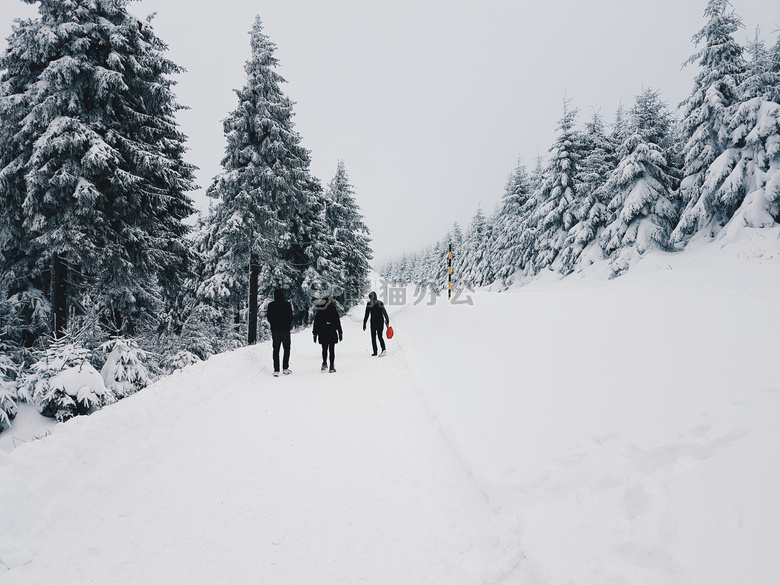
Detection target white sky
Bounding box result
[1,0,778,264]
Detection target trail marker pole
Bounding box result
[448,243,452,301]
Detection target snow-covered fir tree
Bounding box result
[322,161,373,308]
[458,207,494,287]
[17,337,108,422]
[693,29,780,233]
[600,89,679,274]
[529,99,583,272]
[100,338,151,400]
[556,111,619,273]
[672,0,746,242]
[0,0,197,338]
[199,16,318,340]
[770,31,780,103]
[491,159,533,282]
[274,174,345,323]
[0,348,18,430]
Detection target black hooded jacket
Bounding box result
[266,289,293,332]
[363,291,389,328]
[312,297,342,344]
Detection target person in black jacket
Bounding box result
[363,291,390,357]
[312,296,342,373]
[266,288,293,377]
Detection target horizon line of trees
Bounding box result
[0,2,372,426]
[380,0,780,289]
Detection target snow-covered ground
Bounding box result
[1,228,779,584]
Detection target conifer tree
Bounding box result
[601,89,678,274]
[556,112,618,273]
[200,16,314,341]
[0,0,197,338]
[672,0,745,242]
[459,207,494,287]
[770,31,780,103]
[322,161,373,308]
[692,30,780,232]
[530,99,582,272]
[275,174,340,323]
[491,159,533,282]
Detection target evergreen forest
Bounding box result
[380,0,780,290]
[0,4,371,425]
[2,0,779,427]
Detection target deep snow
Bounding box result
[1,228,779,584]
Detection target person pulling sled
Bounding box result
[363,291,389,357]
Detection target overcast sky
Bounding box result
[1,0,778,264]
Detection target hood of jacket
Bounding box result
[315,297,332,311]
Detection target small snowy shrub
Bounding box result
[100,338,151,398]
[18,340,109,422]
[158,349,201,375]
[177,304,240,359]
[0,352,19,430]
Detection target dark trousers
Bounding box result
[321,343,335,367]
[371,324,386,354]
[272,330,291,372]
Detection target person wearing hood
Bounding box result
[266,288,293,377]
[312,296,342,373]
[363,291,390,357]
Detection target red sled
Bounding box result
[386,325,394,339]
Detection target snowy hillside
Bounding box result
[1,228,779,585]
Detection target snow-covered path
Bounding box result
[0,321,522,585]
[2,234,780,585]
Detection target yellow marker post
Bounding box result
[448,243,452,300]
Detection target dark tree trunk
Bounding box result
[112,308,124,337]
[52,253,68,338]
[247,251,259,345]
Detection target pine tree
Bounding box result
[322,161,373,309]
[672,0,745,242]
[600,89,678,275]
[696,30,780,232]
[459,207,494,287]
[770,31,780,103]
[0,0,197,338]
[200,16,315,341]
[741,28,774,102]
[274,175,341,323]
[530,99,582,272]
[491,159,533,282]
[100,338,151,399]
[0,349,18,430]
[556,112,618,273]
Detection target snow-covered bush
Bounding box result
[100,338,151,399]
[17,340,109,422]
[178,304,241,359]
[0,351,19,431]
[158,350,201,375]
